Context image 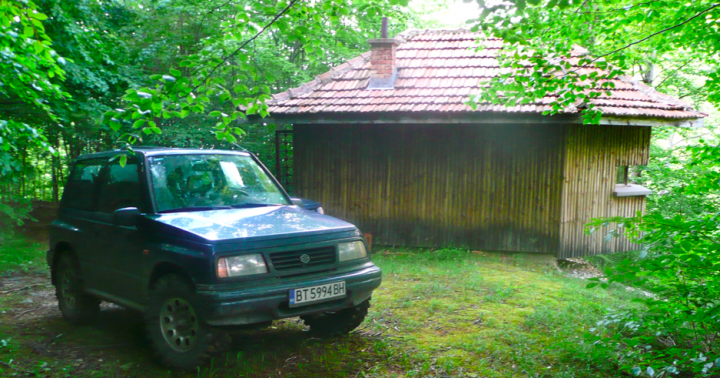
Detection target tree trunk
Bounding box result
[20,152,26,198]
[643,50,657,85]
[51,134,60,204]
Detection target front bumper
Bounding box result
[196,265,382,326]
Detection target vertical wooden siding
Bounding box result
[559,124,651,257]
[294,123,566,253]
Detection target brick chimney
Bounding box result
[367,17,399,90]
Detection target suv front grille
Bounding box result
[269,247,336,271]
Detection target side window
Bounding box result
[96,158,144,213]
[616,165,642,186]
[614,165,652,197]
[61,159,105,211]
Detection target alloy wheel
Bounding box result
[159,297,199,352]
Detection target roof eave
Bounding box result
[599,116,704,128]
[247,111,583,125]
[245,112,704,127]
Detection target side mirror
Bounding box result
[113,207,140,227]
[290,197,304,207]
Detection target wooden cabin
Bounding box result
[257,29,705,257]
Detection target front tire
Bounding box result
[145,274,229,370]
[302,299,370,336]
[55,255,100,324]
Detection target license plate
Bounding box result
[289,281,346,307]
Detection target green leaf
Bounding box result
[208,111,222,117]
[23,27,34,37]
[30,12,48,20]
[170,69,182,77]
[133,119,146,129]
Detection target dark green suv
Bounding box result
[47,147,382,369]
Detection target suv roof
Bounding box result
[76,147,250,161]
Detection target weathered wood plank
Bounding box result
[294,123,566,253]
[558,124,652,257]
[294,123,650,256]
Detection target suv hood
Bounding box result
[152,205,356,242]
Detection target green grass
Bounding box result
[0,232,46,275]
[0,238,641,377]
[365,248,642,377]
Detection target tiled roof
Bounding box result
[267,29,705,120]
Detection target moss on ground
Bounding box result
[365,248,642,378]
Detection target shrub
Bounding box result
[586,213,720,377]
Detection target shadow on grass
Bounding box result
[8,305,387,378]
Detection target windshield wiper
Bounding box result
[158,206,232,214]
[230,203,275,209]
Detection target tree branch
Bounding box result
[183,0,302,97]
[573,0,591,14]
[194,0,239,40]
[654,59,694,88]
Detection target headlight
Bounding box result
[217,254,268,278]
[316,207,324,214]
[338,241,367,262]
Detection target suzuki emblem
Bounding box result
[300,254,311,264]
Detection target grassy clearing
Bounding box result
[365,248,641,377]
[0,238,640,377]
[0,231,46,275]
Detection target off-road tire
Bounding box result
[145,274,230,370]
[55,254,101,325]
[302,299,370,336]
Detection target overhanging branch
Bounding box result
[184,0,303,97]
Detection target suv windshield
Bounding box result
[148,154,290,213]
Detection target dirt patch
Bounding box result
[18,201,58,243]
[1,275,155,377]
[557,257,604,279]
[0,272,389,378]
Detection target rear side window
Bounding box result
[62,159,105,211]
[97,158,145,213]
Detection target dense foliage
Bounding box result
[103,0,412,161]
[469,0,716,123]
[586,207,720,376]
[0,0,63,219]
